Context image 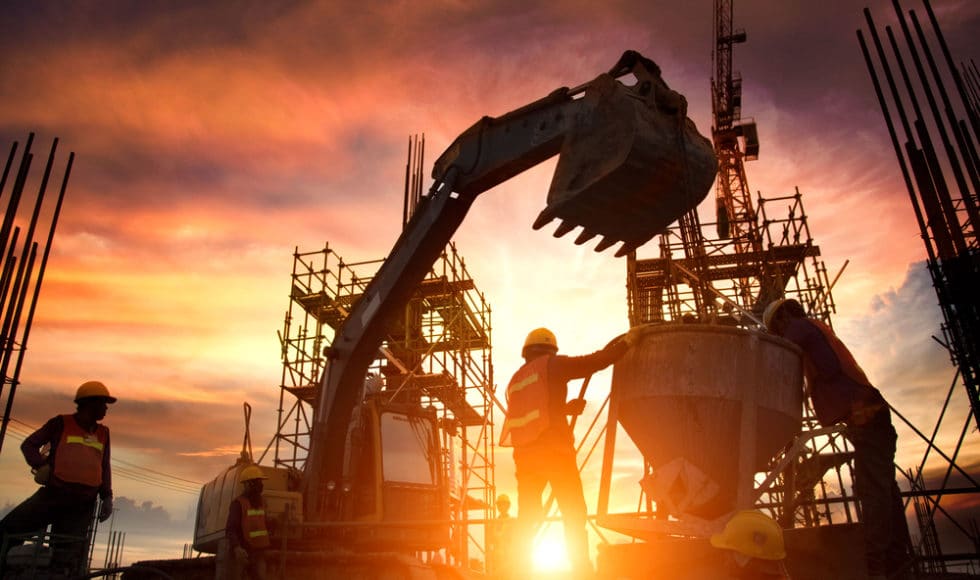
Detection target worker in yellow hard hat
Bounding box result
[225,464,271,579]
[0,381,116,576]
[763,298,914,580]
[500,327,631,577]
[487,493,516,578]
[710,511,790,578]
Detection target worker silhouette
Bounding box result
[764,299,914,580]
[0,381,116,576]
[487,493,516,578]
[224,465,271,580]
[500,328,629,577]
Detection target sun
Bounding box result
[532,529,571,573]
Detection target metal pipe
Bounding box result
[0,140,19,205]
[0,243,37,451]
[923,0,980,139]
[926,412,974,522]
[916,370,960,484]
[0,229,21,329]
[0,238,26,358]
[0,150,72,455]
[861,10,955,260]
[403,136,411,228]
[964,60,980,119]
[885,19,966,254]
[908,9,980,231]
[960,118,980,218]
[0,141,32,263]
[889,403,979,488]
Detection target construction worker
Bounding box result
[710,511,791,579]
[0,381,115,575]
[487,493,515,578]
[225,464,271,580]
[499,327,630,577]
[763,298,914,580]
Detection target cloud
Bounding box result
[833,259,980,539]
[3,0,979,567]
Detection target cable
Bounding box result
[6,418,204,496]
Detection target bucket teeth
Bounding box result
[615,240,641,258]
[594,236,617,253]
[532,210,555,231]
[553,220,576,238]
[574,228,598,245]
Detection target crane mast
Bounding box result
[712,0,761,264]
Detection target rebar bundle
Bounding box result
[0,134,73,455]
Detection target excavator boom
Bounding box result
[302,50,717,522]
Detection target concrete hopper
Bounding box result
[610,324,803,521]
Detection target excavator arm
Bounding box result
[302,50,717,521]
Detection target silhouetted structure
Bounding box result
[0,134,73,456]
[860,0,979,572]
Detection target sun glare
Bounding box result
[532,531,571,573]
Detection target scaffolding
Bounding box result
[272,136,496,567]
[619,0,865,559]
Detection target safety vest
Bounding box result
[806,319,873,388]
[238,496,271,550]
[499,357,550,447]
[52,414,107,488]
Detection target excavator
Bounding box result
[122,50,717,579]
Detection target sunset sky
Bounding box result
[1,0,978,567]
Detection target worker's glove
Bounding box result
[32,464,51,485]
[234,546,249,562]
[565,398,586,416]
[98,497,113,522]
[624,325,646,348]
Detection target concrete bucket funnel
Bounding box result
[610,324,803,520]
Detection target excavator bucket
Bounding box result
[537,69,717,256]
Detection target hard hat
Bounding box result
[239,465,268,483]
[496,493,511,506]
[523,328,558,355]
[74,381,117,404]
[762,299,790,330]
[710,511,786,560]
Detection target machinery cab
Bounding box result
[343,394,450,551]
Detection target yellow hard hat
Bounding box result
[710,511,786,560]
[762,299,790,330]
[523,328,557,355]
[74,381,117,404]
[239,465,268,483]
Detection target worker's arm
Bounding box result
[20,416,61,469]
[225,497,245,549]
[99,429,113,518]
[551,338,629,384]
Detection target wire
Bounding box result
[5,418,204,496]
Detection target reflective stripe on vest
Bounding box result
[239,498,271,549]
[53,414,107,488]
[65,435,104,451]
[499,357,550,447]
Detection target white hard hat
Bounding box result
[762,299,790,330]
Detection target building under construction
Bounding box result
[270,136,497,568]
[267,0,980,576]
[591,0,979,578]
